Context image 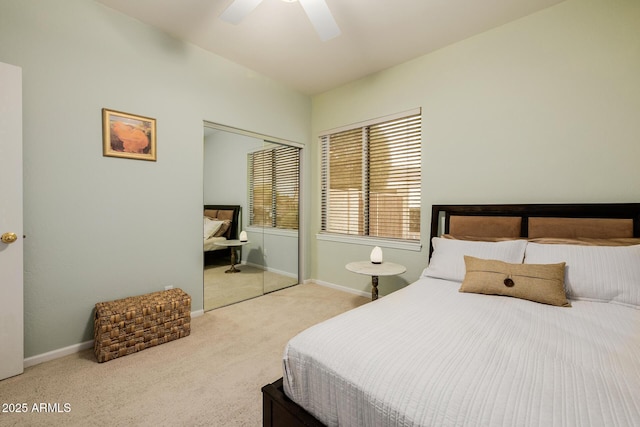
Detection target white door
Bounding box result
[0,62,24,380]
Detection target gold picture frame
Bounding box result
[102,108,156,161]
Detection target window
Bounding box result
[248,144,299,230]
[321,110,421,241]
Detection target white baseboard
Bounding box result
[24,340,94,368]
[244,261,297,279]
[23,309,205,368]
[307,278,370,298]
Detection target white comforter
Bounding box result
[203,235,227,252]
[283,276,640,426]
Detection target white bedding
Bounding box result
[283,276,640,426]
[203,235,227,252]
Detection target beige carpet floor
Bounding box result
[204,263,297,311]
[0,283,368,427]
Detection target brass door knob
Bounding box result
[1,232,18,244]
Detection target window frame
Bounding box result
[248,143,300,231]
[318,108,422,251]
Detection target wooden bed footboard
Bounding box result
[262,378,325,427]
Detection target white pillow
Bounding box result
[204,217,224,239]
[423,237,528,282]
[524,242,640,308]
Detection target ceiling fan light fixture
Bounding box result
[298,0,341,41]
[221,0,340,41]
[220,0,263,25]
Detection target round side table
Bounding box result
[345,261,406,300]
[214,240,249,273]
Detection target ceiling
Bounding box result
[96,0,565,95]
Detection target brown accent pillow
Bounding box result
[216,210,234,221]
[213,219,231,238]
[460,256,570,307]
[204,209,218,219]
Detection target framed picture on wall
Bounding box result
[102,108,156,161]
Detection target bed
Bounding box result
[203,204,241,266]
[262,203,640,426]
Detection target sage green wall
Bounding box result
[0,0,310,358]
[203,131,259,212]
[2,0,638,360]
[310,0,640,295]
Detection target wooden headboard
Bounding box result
[430,203,640,255]
[204,204,241,240]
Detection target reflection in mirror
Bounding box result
[247,141,300,294]
[203,125,300,311]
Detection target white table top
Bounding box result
[214,240,250,247]
[345,261,406,276]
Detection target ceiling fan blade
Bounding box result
[298,0,341,41]
[220,0,263,25]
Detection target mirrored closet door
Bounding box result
[248,141,300,294]
[203,123,300,311]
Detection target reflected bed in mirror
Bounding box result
[203,204,241,266]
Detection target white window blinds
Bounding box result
[249,145,299,230]
[321,111,421,241]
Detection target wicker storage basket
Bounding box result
[94,288,191,363]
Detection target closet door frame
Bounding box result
[203,121,304,285]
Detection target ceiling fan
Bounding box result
[220,0,341,41]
